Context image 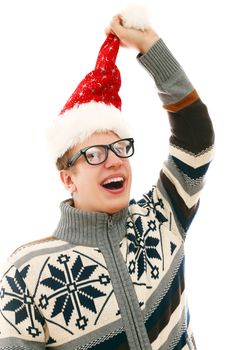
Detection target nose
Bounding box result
[104,150,124,168]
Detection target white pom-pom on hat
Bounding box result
[121,3,151,30]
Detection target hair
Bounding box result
[56,148,72,171]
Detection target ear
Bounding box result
[60,170,77,194]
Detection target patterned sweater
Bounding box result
[0,40,214,349]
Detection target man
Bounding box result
[0,10,214,350]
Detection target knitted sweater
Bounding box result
[0,40,214,349]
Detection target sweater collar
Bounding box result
[53,199,128,246]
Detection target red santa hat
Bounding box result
[47,4,150,162]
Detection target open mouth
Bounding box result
[101,176,125,190]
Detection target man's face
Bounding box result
[61,132,132,214]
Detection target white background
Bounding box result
[0,0,232,348]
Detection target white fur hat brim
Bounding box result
[46,102,132,163]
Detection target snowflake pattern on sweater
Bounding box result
[0,193,182,348]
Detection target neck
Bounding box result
[53,199,128,247]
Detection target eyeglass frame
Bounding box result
[66,137,135,168]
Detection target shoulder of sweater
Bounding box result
[7,235,70,269]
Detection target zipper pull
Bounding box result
[108,216,113,231]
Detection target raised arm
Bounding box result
[108,16,215,239]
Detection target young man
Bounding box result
[0,12,214,350]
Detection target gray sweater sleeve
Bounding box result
[137,38,194,106]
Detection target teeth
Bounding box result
[102,176,124,185]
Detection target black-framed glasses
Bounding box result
[67,138,134,167]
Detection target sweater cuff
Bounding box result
[137,39,182,86]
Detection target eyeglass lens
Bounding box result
[85,139,133,165]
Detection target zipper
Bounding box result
[107,215,113,231]
[106,216,144,349]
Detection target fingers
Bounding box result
[105,16,122,36]
[105,15,129,48]
[110,15,122,26]
[109,15,127,38]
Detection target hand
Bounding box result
[105,15,160,54]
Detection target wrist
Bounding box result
[139,30,160,54]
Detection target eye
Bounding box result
[85,147,105,164]
[114,145,125,155]
[113,140,132,157]
[86,147,100,159]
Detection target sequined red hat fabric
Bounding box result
[60,34,121,115]
[47,34,130,162]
